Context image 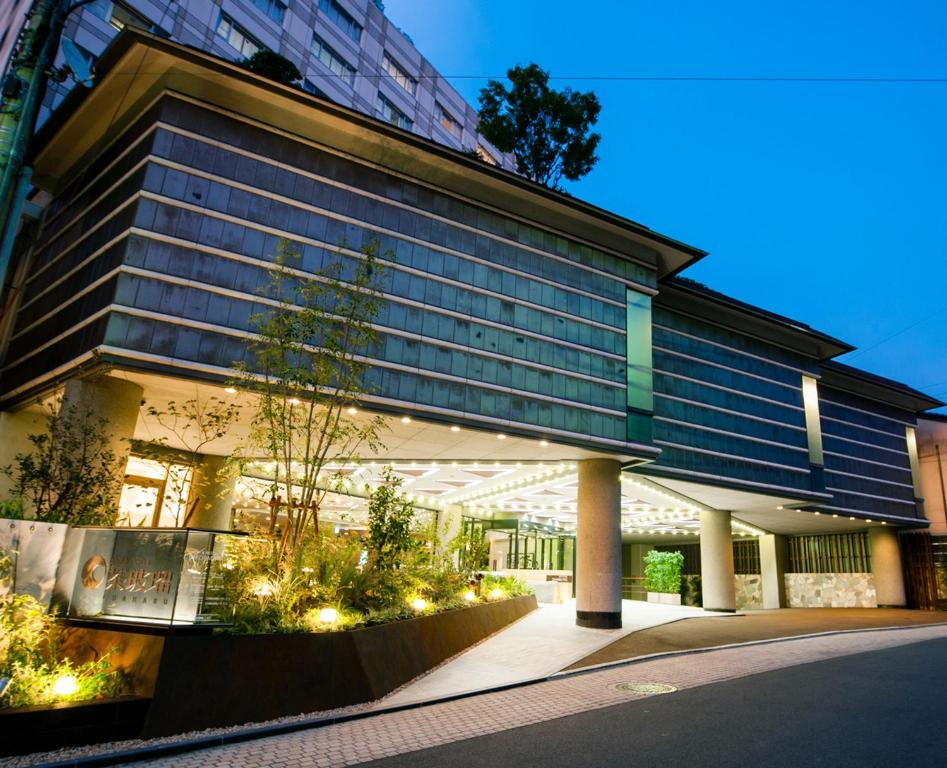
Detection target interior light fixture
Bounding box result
[347,407,358,415]
[450,425,461,432]
[401,416,412,424]
[539,440,549,447]
[224,386,238,395]
[497,433,506,440]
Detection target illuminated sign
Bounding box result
[53,527,241,625]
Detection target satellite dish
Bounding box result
[61,39,94,86]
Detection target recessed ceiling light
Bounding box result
[497,433,506,440]
[539,440,549,447]
[450,425,461,432]
[347,407,358,415]
[288,397,301,405]
[224,386,237,395]
[401,416,412,424]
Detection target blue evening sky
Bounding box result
[385,0,947,412]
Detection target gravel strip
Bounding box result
[0,697,383,768]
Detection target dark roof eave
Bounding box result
[31,29,707,278]
[820,360,944,413]
[659,278,854,360]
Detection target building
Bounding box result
[0,0,515,169]
[917,414,947,607]
[0,30,942,629]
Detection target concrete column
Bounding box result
[700,509,736,612]
[759,533,788,609]
[575,459,622,628]
[0,408,48,502]
[869,526,906,607]
[59,375,142,506]
[185,455,236,530]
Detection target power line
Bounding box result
[434,75,947,83]
[108,68,947,86]
[840,308,945,363]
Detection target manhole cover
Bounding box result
[615,682,677,695]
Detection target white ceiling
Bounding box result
[86,372,884,538]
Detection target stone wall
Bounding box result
[785,573,877,608]
[735,574,763,610]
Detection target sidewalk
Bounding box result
[379,599,722,707]
[106,623,947,768]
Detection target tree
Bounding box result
[366,467,416,571]
[477,63,601,190]
[2,399,123,526]
[240,238,387,572]
[144,397,241,526]
[240,49,302,85]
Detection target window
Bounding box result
[215,13,261,58]
[906,425,922,498]
[382,52,416,95]
[788,533,871,573]
[434,101,462,139]
[376,93,413,130]
[88,0,150,31]
[250,0,286,24]
[802,375,824,465]
[318,0,362,43]
[311,33,356,86]
[476,144,498,166]
[626,288,654,442]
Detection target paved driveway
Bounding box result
[569,606,947,668]
[108,623,947,768]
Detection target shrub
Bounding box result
[0,594,125,709]
[214,530,533,635]
[367,468,417,571]
[482,574,533,599]
[643,550,684,595]
[2,399,123,526]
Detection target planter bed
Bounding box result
[647,591,682,606]
[0,696,150,757]
[50,594,536,740]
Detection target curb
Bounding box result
[32,619,947,767]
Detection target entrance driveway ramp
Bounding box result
[378,600,726,706]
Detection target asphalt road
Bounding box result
[362,637,947,768]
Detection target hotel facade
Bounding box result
[0,29,942,628]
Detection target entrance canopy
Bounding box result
[49,370,886,540]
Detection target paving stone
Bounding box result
[119,624,947,768]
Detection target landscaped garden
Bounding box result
[0,238,531,722]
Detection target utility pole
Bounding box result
[0,0,71,296]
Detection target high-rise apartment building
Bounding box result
[0,0,515,169]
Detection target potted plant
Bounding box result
[643,550,684,606]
